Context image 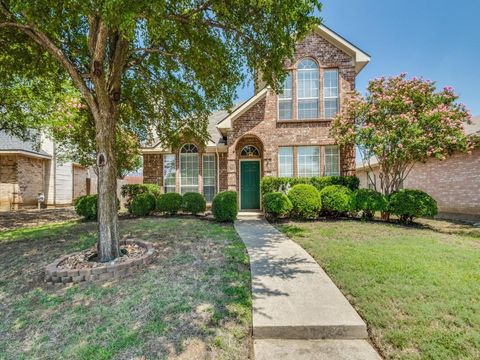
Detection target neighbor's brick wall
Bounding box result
[0,155,18,210]
[17,156,45,207]
[357,149,480,217]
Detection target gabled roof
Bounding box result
[0,131,51,159]
[315,24,371,73]
[216,88,268,133]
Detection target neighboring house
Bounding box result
[0,131,97,211]
[357,116,480,220]
[142,25,370,210]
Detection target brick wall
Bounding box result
[0,155,18,210]
[17,156,45,207]
[357,149,480,218]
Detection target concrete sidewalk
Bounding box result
[234,218,381,359]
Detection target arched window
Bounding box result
[297,59,319,119]
[180,144,198,194]
[240,145,260,157]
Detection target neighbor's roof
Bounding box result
[0,131,51,159]
[465,115,480,135]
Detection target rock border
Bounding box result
[45,239,155,285]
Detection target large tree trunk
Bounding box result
[95,109,120,262]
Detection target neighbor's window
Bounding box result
[202,153,216,202]
[297,146,320,177]
[278,72,292,120]
[278,147,294,177]
[180,144,199,194]
[324,69,339,118]
[297,59,319,119]
[324,146,340,176]
[163,154,176,193]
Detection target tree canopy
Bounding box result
[331,73,473,195]
[1,0,322,261]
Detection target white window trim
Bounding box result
[202,153,217,202]
[163,153,176,193]
[278,146,294,177]
[297,146,321,177]
[296,59,320,120]
[323,69,339,118]
[278,72,293,120]
[180,144,199,194]
[324,145,341,176]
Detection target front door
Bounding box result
[240,161,260,210]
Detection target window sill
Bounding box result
[277,118,334,124]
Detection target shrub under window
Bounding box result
[319,185,353,217]
[156,192,183,215]
[263,192,293,220]
[287,184,321,220]
[352,189,387,219]
[182,192,206,215]
[131,193,156,216]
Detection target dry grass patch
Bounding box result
[0,218,252,359]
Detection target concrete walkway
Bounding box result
[234,218,381,359]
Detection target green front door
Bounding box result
[240,161,260,210]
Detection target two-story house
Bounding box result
[142,25,370,211]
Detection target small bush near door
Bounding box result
[182,192,206,215]
[388,189,438,224]
[212,191,238,222]
[156,193,183,215]
[319,185,353,218]
[131,193,156,216]
[263,192,293,220]
[287,184,322,220]
[74,194,97,221]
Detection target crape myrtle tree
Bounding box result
[331,73,473,196]
[0,0,321,261]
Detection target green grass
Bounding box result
[0,218,251,360]
[278,220,480,360]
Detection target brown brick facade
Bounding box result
[143,29,360,200]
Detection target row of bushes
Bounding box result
[263,184,438,223]
[76,186,239,222]
[261,175,360,195]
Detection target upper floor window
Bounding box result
[324,69,339,118]
[297,59,319,119]
[180,144,199,194]
[278,73,292,120]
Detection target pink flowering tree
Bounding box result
[331,73,473,196]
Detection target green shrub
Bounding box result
[121,184,161,213]
[287,184,321,220]
[156,192,183,215]
[130,193,156,216]
[352,189,387,219]
[263,192,293,220]
[182,192,206,215]
[212,191,238,222]
[74,194,97,221]
[319,185,353,217]
[388,189,438,223]
[261,176,359,195]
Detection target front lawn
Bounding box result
[0,218,251,359]
[278,220,480,360]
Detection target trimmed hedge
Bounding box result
[131,193,156,216]
[287,184,321,220]
[261,176,359,195]
[319,185,353,217]
[121,184,161,213]
[388,189,438,223]
[156,192,183,215]
[352,189,387,219]
[182,192,206,215]
[75,194,97,221]
[212,191,238,222]
[263,192,293,220]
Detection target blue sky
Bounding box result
[236,0,480,116]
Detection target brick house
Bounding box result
[142,25,370,210]
[357,116,480,220]
[0,131,97,211]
